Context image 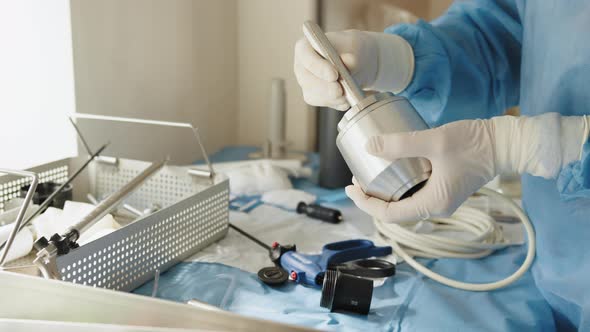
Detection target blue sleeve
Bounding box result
[558,137,590,200]
[385,0,523,127]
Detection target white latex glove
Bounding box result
[345,113,590,223]
[294,30,414,111]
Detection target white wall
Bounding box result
[0,0,77,169]
[70,0,238,156]
[236,0,317,151]
[69,0,448,157]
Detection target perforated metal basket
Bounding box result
[0,115,230,292]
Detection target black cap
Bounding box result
[320,269,373,315]
[258,266,289,286]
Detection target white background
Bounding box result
[0,0,77,170]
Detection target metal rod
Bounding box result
[188,167,212,179]
[229,223,270,251]
[302,20,365,107]
[123,204,143,217]
[86,193,99,205]
[87,193,144,218]
[0,143,109,252]
[69,116,93,155]
[67,159,167,237]
[151,269,160,297]
[0,170,39,267]
[191,128,215,179]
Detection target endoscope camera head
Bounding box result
[303,20,431,202]
[320,269,373,315]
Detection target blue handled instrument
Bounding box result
[228,223,395,287]
[261,239,395,287]
[229,223,396,314]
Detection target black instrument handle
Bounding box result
[336,259,396,279]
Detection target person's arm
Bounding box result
[388,0,523,126]
[558,127,590,200]
[345,114,590,223]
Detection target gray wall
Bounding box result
[70,0,238,156]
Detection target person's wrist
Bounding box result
[559,115,588,166]
[489,116,518,176]
[364,32,414,93]
[490,113,585,179]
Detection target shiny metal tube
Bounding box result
[303,21,365,107]
[337,93,431,201]
[302,21,432,202]
[67,159,167,236]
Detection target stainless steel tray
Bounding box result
[0,114,230,292]
[57,158,229,291]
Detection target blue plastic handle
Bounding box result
[279,239,392,287]
[318,239,392,268]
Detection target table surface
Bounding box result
[132,146,555,332]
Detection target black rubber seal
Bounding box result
[258,266,289,286]
[400,179,427,200]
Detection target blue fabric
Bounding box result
[212,147,349,212]
[134,251,554,332]
[386,1,590,330]
[558,141,590,200]
[147,146,554,331]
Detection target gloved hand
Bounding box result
[294,30,414,111]
[345,113,590,223]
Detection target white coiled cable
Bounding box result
[374,187,535,291]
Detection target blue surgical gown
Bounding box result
[385,1,590,330]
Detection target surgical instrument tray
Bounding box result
[0,114,230,292]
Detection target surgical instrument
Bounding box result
[229,223,270,251]
[303,21,431,202]
[87,193,159,219]
[229,224,394,286]
[0,143,109,253]
[265,240,394,287]
[69,159,166,237]
[229,223,395,315]
[33,159,167,279]
[296,202,342,223]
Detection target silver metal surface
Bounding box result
[97,156,119,166]
[34,244,60,279]
[188,167,213,178]
[70,113,215,177]
[0,169,38,267]
[187,298,225,312]
[56,176,229,291]
[151,269,160,297]
[336,92,432,201]
[300,22,431,201]
[0,144,109,253]
[68,159,167,235]
[303,21,365,108]
[0,114,229,293]
[0,270,313,331]
[87,193,143,218]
